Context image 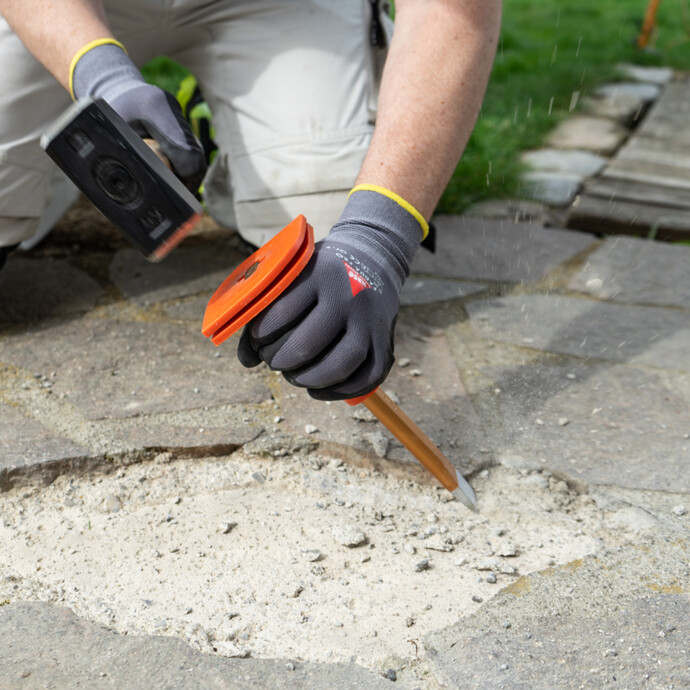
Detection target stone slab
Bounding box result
[163,295,212,322]
[424,539,689,690]
[104,408,264,455]
[467,295,690,372]
[464,199,552,224]
[0,403,88,470]
[546,116,628,155]
[110,246,247,306]
[582,94,646,126]
[0,602,389,690]
[594,81,661,102]
[603,137,690,194]
[637,83,690,144]
[566,194,690,242]
[521,149,607,177]
[581,175,690,210]
[520,171,582,206]
[400,277,485,306]
[616,63,674,85]
[412,216,595,283]
[0,258,105,323]
[0,320,270,420]
[475,361,690,493]
[569,235,690,307]
[604,152,690,191]
[277,321,491,477]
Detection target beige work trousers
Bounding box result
[0,0,391,249]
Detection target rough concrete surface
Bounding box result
[411,215,595,283]
[1,191,688,688]
[0,602,390,690]
[424,539,689,689]
[569,235,690,307]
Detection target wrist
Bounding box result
[348,184,429,240]
[70,40,144,101]
[328,185,425,284]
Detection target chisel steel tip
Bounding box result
[452,471,479,512]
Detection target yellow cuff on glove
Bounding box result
[348,183,429,240]
[68,38,127,100]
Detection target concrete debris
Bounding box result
[300,550,323,563]
[220,522,237,534]
[496,544,519,558]
[332,523,367,548]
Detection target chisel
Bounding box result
[202,215,478,510]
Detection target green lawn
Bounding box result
[143,1,690,214]
[442,0,690,213]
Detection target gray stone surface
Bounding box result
[110,246,247,306]
[520,171,582,206]
[464,199,552,224]
[163,295,212,322]
[569,235,690,307]
[0,403,88,470]
[412,216,595,283]
[474,361,690,492]
[0,602,389,690]
[521,149,607,177]
[103,409,264,455]
[424,539,689,690]
[546,116,628,155]
[0,258,106,323]
[278,321,491,477]
[582,93,646,126]
[467,294,690,371]
[400,277,485,306]
[595,81,662,102]
[0,320,270,420]
[617,63,674,85]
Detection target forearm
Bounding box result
[0,0,113,90]
[357,0,502,219]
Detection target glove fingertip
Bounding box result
[237,327,262,368]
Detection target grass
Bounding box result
[142,0,690,214]
[442,0,690,213]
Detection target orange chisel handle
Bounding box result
[347,389,478,511]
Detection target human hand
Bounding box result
[237,186,427,401]
[71,40,206,192]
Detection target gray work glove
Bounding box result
[237,187,426,401]
[72,42,206,192]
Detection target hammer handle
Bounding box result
[143,138,170,167]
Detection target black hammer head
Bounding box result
[41,98,203,262]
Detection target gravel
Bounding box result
[415,559,430,572]
[332,523,367,548]
[300,549,323,562]
[219,522,237,534]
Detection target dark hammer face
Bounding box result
[41,98,203,262]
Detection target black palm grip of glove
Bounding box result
[237,240,398,401]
